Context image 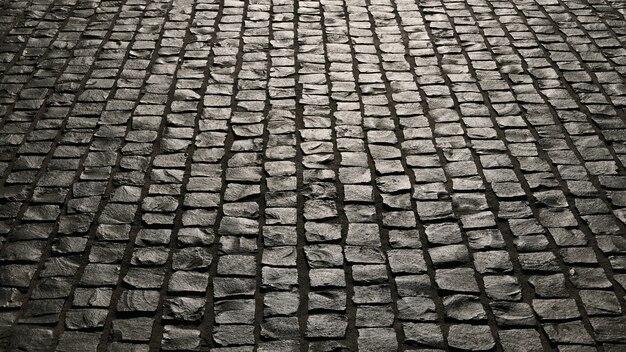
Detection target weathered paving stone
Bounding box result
[308,290,346,312]
[579,290,622,316]
[490,302,537,327]
[533,299,581,321]
[499,329,543,352]
[306,314,348,339]
[65,309,108,330]
[398,296,437,321]
[214,299,254,324]
[356,305,395,327]
[429,244,470,267]
[357,328,398,352]
[543,321,595,345]
[263,291,299,317]
[443,294,487,322]
[213,324,255,346]
[447,324,496,351]
[57,332,100,352]
[161,326,201,351]
[6,327,54,351]
[435,268,480,293]
[1,0,625,348]
[117,290,160,313]
[483,275,522,301]
[590,317,626,343]
[403,323,444,348]
[111,317,154,342]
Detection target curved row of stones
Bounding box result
[0,0,625,350]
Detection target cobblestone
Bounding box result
[0,0,625,349]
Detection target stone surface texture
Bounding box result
[0,0,625,349]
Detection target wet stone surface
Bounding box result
[0,0,625,350]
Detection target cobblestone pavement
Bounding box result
[0,0,626,350]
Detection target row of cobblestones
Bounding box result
[0,0,625,350]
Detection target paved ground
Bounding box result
[0,0,626,350]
